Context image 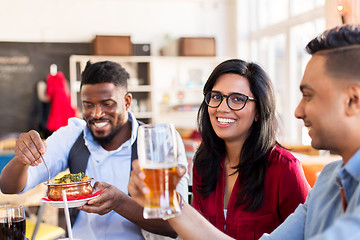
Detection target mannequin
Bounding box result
[50,64,57,76]
[37,81,49,102]
[45,64,76,132]
[36,64,57,102]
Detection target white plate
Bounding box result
[41,194,100,208]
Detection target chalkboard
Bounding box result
[0,42,90,138]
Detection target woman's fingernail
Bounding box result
[142,187,150,195]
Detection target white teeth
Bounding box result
[217,118,235,124]
[94,121,108,128]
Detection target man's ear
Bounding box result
[345,83,360,116]
[125,92,132,111]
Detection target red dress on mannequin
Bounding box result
[46,71,76,132]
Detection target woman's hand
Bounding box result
[128,160,148,206]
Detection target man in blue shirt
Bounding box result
[0,61,189,240]
[259,24,360,240]
[129,24,360,240]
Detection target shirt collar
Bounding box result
[83,111,139,149]
[342,148,360,181]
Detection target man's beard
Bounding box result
[90,124,122,146]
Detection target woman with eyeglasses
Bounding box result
[186,59,310,239]
[129,59,310,240]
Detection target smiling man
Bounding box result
[0,61,189,240]
[259,24,360,240]
[80,68,132,150]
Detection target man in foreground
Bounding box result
[129,24,360,239]
[0,61,188,239]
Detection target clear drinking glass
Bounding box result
[137,123,181,219]
[0,204,26,240]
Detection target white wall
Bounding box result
[0,0,236,57]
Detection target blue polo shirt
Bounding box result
[23,112,189,240]
[261,148,360,240]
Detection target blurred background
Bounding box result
[0,0,358,146]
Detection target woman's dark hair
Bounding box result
[194,59,278,212]
[80,61,130,89]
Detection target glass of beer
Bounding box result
[137,123,180,219]
[0,204,26,240]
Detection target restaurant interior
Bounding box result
[0,0,359,239]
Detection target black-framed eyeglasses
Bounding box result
[204,91,256,111]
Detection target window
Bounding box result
[258,0,289,28]
[290,0,325,16]
[237,0,325,145]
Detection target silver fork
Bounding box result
[40,153,51,183]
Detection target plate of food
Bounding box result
[45,172,94,201]
[41,193,101,208]
[41,172,102,208]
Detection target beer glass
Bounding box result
[0,204,26,240]
[137,123,180,219]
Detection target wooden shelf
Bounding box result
[70,55,225,128]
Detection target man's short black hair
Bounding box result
[306,24,360,80]
[306,24,360,54]
[80,61,130,89]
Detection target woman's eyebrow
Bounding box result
[211,90,245,95]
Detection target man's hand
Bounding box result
[79,182,124,215]
[14,130,46,166]
[128,159,186,207]
[0,130,45,194]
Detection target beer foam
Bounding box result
[141,162,177,169]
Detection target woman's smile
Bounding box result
[217,117,236,125]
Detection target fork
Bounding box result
[40,153,51,183]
